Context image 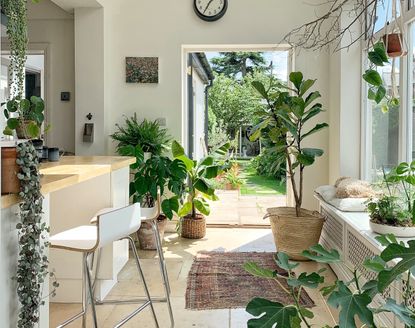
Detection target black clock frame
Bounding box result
[193,0,228,22]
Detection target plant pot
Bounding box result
[383,33,406,57]
[1,147,20,194]
[266,207,325,261]
[224,183,239,190]
[369,220,415,238]
[137,215,168,250]
[181,214,206,239]
[15,120,36,139]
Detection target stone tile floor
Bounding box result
[207,190,286,226]
[50,228,338,327]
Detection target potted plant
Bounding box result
[172,140,229,239]
[111,114,171,160]
[245,236,415,328]
[119,144,186,249]
[367,162,415,237]
[223,162,244,190]
[250,71,328,260]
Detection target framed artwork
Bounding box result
[126,57,159,83]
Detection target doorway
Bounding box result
[182,45,292,226]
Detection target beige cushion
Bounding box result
[335,178,375,199]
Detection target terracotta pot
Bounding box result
[266,207,325,261]
[136,215,168,250]
[383,33,406,57]
[1,147,20,194]
[181,214,206,239]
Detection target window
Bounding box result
[374,0,401,33]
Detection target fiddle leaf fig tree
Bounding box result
[250,72,328,216]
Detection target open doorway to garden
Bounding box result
[184,47,290,226]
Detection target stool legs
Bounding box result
[127,236,160,328]
[85,252,98,328]
[151,220,174,327]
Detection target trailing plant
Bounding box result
[363,41,400,113]
[250,71,328,216]
[119,144,187,219]
[15,142,58,328]
[171,140,230,219]
[111,114,171,156]
[367,162,415,227]
[3,96,46,138]
[245,235,415,328]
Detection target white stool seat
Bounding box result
[50,226,98,251]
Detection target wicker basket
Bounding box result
[181,214,206,239]
[266,207,325,261]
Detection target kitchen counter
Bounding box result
[1,156,135,209]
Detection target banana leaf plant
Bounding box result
[250,71,328,216]
[119,144,187,219]
[245,234,415,328]
[3,96,46,139]
[171,140,230,219]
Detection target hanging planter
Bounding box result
[382,0,408,59]
[383,33,406,57]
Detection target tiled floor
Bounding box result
[207,190,286,226]
[50,228,338,327]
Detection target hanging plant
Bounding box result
[15,142,58,327]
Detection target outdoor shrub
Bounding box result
[249,148,286,180]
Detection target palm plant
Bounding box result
[111,114,171,156]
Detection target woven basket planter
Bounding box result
[266,207,325,261]
[181,214,206,239]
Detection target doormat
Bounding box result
[185,251,315,310]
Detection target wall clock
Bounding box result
[194,0,228,22]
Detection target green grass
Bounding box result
[237,160,286,196]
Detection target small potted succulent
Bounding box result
[119,144,186,249]
[172,140,229,239]
[367,162,415,237]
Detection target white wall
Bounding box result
[27,0,75,153]
[94,0,331,210]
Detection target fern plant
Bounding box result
[111,114,171,156]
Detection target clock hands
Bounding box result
[203,0,215,14]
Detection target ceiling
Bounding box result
[50,0,102,13]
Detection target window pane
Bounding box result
[374,0,401,33]
[369,58,400,180]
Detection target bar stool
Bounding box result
[91,190,174,328]
[50,204,159,328]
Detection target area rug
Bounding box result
[185,251,314,310]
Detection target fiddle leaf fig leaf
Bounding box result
[327,282,374,328]
[299,79,316,97]
[302,244,341,263]
[246,298,298,328]
[290,71,304,90]
[251,81,268,99]
[301,123,329,140]
[378,240,415,292]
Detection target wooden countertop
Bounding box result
[1,156,135,209]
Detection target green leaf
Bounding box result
[302,148,324,158]
[302,103,322,123]
[377,298,415,327]
[20,99,30,111]
[304,91,321,108]
[3,126,13,136]
[178,202,192,217]
[194,198,210,215]
[7,118,19,130]
[161,197,179,220]
[363,69,383,87]
[361,280,379,298]
[251,81,268,99]
[118,145,135,156]
[378,240,415,292]
[172,140,185,157]
[288,272,324,289]
[301,123,329,140]
[375,234,402,247]
[363,256,386,273]
[302,244,341,263]
[368,88,376,101]
[297,153,315,166]
[244,262,277,278]
[246,298,298,328]
[200,156,214,166]
[320,284,337,296]
[327,282,374,328]
[27,121,40,138]
[275,252,299,271]
[290,71,304,91]
[6,99,18,112]
[204,166,220,179]
[375,85,386,104]
[299,79,316,96]
[368,41,389,66]
[212,142,230,156]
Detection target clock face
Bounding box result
[194,0,228,22]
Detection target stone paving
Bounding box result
[207,190,286,226]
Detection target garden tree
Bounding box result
[208,73,264,137]
[210,52,267,78]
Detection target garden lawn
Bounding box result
[237,160,286,196]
